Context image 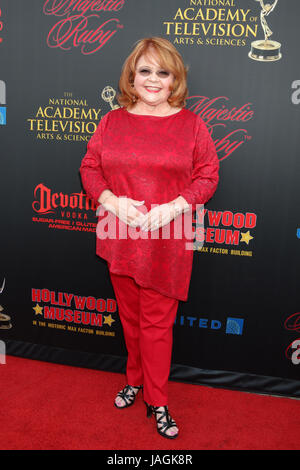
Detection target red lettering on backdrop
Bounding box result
[284,313,300,332]
[0,7,3,44]
[42,0,126,55]
[32,183,97,213]
[193,209,257,228]
[187,96,254,161]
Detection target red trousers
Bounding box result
[108,270,179,406]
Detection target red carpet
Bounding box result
[0,355,299,450]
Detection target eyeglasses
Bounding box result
[136,67,171,79]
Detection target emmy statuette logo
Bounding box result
[249,0,282,62]
[101,86,120,110]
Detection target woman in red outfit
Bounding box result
[79,37,219,439]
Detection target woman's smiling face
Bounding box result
[133,51,175,107]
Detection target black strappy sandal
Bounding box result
[114,384,143,409]
[145,402,179,439]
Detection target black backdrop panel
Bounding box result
[1,0,299,396]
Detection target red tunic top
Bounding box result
[79,106,219,301]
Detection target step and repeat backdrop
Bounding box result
[0,1,299,396]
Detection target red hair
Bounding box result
[117,37,189,109]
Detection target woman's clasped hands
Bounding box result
[139,203,176,231]
[101,195,177,231]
